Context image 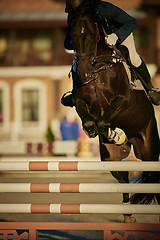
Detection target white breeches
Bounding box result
[121,33,142,67]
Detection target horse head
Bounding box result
[71,16,99,56]
[66,0,100,14]
[66,0,106,56]
[71,15,113,89]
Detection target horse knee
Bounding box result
[83,121,98,138]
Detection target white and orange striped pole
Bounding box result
[0,183,160,193]
[0,161,160,171]
[0,204,159,214]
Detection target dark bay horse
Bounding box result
[69,10,160,222]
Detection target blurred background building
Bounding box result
[0,0,160,154]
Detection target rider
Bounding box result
[62,0,160,107]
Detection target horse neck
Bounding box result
[96,22,111,56]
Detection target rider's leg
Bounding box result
[121,33,160,106]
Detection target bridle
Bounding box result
[73,17,124,86]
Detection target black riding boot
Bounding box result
[135,60,160,106]
[61,91,74,107]
[61,66,82,107]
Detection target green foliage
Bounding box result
[45,123,55,142]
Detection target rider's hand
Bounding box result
[105,33,118,46]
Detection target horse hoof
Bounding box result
[83,121,98,138]
[124,215,136,223]
[84,129,98,138]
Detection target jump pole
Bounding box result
[0,204,160,214]
[0,161,160,171]
[0,183,160,193]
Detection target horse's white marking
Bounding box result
[81,27,85,34]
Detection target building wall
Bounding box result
[0,0,160,145]
[0,66,70,142]
[157,18,160,71]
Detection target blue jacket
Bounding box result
[64,1,137,50]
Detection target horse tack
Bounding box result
[80,71,99,86]
[75,22,125,86]
[78,54,124,86]
[94,22,100,58]
[78,56,117,86]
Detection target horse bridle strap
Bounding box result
[92,54,119,65]
[76,20,124,86]
[80,72,100,86]
[80,58,117,86]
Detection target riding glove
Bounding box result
[105,33,118,45]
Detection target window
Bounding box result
[0,81,9,133]
[22,89,39,122]
[32,32,53,64]
[0,28,73,66]
[0,89,3,122]
[0,37,7,53]
[14,79,47,136]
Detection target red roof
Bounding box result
[111,0,142,8]
[0,0,65,12]
[0,0,143,13]
[0,0,159,13]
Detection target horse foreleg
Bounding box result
[76,99,98,138]
[99,96,129,124]
[99,135,131,161]
[97,118,128,145]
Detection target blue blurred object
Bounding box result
[60,117,79,140]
